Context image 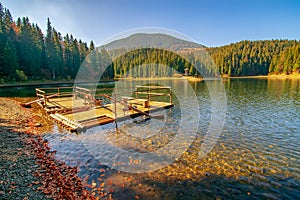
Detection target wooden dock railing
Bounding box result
[35,85,172,109]
[134,86,172,104]
[35,87,74,107]
[36,87,74,97]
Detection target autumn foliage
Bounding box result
[26,135,97,200]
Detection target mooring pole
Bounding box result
[147,88,150,111]
[113,92,118,130]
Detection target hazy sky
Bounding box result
[1,0,300,47]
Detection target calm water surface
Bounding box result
[2,78,299,199]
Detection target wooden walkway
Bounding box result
[26,86,173,132]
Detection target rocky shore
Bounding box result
[0,98,96,199]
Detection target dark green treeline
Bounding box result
[111,39,300,78]
[208,40,300,76]
[111,48,196,78]
[0,3,95,83]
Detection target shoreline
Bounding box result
[0,98,96,199]
[1,73,299,88]
[115,76,204,81]
[0,79,114,88]
[0,81,76,88]
[224,73,300,79]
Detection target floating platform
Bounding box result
[26,86,173,132]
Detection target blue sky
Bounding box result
[1,0,300,47]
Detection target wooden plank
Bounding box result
[49,114,78,130]
[20,93,59,107]
[103,94,164,120]
[136,86,171,89]
[135,92,171,96]
[75,86,92,92]
[50,113,84,130]
[36,86,73,91]
[129,98,149,108]
[55,113,84,129]
[81,115,115,128]
[35,88,45,94]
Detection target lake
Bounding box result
[1,78,299,199]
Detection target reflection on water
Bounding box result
[10,79,300,199]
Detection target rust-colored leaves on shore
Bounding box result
[26,135,97,200]
[0,98,103,199]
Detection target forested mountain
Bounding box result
[0,3,299,83]
[208,40,300,76]
[105,33,204,52]
[111,48,194,78]
[106,35,299,78]
[103,34,216,78]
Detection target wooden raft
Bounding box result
[23,86,173,132]
[50,113,84,131]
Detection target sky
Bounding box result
[1,0,300,47]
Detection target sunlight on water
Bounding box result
[38,79,300,199]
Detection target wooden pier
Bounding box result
[24,86,173,131]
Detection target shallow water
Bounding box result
[4,78,300,199]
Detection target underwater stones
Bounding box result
[34,123,42,127]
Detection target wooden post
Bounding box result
[169,88,172,104]
[147,88,150,111]
[135,87,138,98]
[43,93,46,107]
[75,86,78,99]
[114,93,118,130]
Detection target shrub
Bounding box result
[16,69,28,81]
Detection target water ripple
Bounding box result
[42,79,300,199]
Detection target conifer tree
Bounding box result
[45,18,55,79]
[1,38,18,79]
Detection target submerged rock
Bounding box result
[34,123,42,127]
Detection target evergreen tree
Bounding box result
[18,17,36,77]
[31,24,47,78]
[79,39,88,63]
[0,3,6,49]
[45,18,55,79]
[3,8,12,32]
[89,41,95,51]
[71,38,81,78]
[1,38,18,79]
[52,29,64,78]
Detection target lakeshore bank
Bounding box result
[223,73,300,79]
[0,98,96,199]
[1,73,299,89]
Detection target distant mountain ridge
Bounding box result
[103,33,205,52]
